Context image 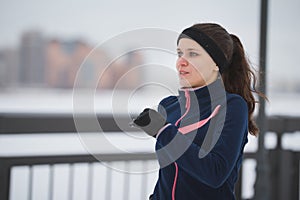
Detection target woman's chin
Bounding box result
[179,81,193,88]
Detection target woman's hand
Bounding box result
[133,108,167,137]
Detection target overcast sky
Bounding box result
[1,0,300,87]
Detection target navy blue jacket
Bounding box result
[151,79,248,200]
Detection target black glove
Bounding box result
[133,108,167,137]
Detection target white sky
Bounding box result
[0,0,300,87]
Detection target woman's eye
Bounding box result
[177,52,183,57]
[189,52,199,57]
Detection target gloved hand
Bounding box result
[133,108,167,137]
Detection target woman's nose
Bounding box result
[177,56,188,68]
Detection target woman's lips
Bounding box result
[179,70,190,77]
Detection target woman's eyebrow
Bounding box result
[176,48,201,51]
[186,48,201,51]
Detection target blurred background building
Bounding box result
[19,31,46,87]
[0,30,144,90]
[0,48,19,87]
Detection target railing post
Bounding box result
[269,150,299,200]
[0,158,11,200]
[254,0,271,199]
[278,150,298,200]
[293,152,300,200]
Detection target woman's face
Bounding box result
[176,38,219,88]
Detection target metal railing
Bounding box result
[0,153,157,200]
[0,113,300,200]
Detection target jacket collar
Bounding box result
[178,78,226,105]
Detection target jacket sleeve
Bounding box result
[155,96,248,188]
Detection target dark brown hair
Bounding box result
[191,23,266,136]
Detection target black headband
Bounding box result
[177,27,228,73]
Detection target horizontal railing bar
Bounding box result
[0,152,263,171]
[268,115,300,133]
[242,152,257,159]
[1,114,300,134]
[0,153,157,167]
[0,113,140,134]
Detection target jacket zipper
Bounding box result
[170,90,220,200]
[172,90,191,200]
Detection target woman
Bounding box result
[133,23,265,200]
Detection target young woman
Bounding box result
[133,23,265,200]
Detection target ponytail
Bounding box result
[190,23,267,136]
[222,34,265,136]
